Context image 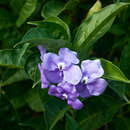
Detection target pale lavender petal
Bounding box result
[68,93,79,101]
[38,63,49,88]
[58,82,76,93]
[48,85,57,95]
[76,84,91,98]
[38,45,46,55]
[81,59,104,83]
[63,65,82,85]
[68,99,83,110]
[44,69,63,83]
[38,45,46,61]
[87,78,107,96]
[59,48,79,65]
[43,53,58,71]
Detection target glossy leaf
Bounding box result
[0,43,29,68]
[65,114,78,130]
[9,0,25,15]
[24,52,40,81]
[44,98,69,130]
[16,23,69,49]
[0,69,29,87]
[87,0,102,17]
[28,16,71,41]
[101,58,130,83]
[108,81,126,98]
[41,0,65,18]
[74,2,130,52]
[77,95,124,130]
[16,0,37,27]
[41,0,81,18]
[0,8,14,30]
[24,88,45,112]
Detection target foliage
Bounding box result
[0,0,130,130]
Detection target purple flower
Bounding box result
[38,45,49,88]
[76,60,107,98]
[48,82,83,110]
[38,46,107,110]
[39,47,82,85]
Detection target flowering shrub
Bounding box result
[0,0,130,130]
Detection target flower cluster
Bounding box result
[38,45,107,110]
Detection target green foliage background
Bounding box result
[0,0,130,130]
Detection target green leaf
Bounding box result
[87,0,102,17]
[41,0,81,18]
[65,114,78,130]
[74,2,130,54]
[24,52,40,81]
[44,98,69,130]
[0,69,29,87]
[16,0,37,27]
[108,81,126,98]
[0,43,29,68]
[77,95,125,130]
[0,8,14,30]
[28,16,71,41]
[16,22,69,49]
[101,58,130,83]
[41,0,65,18]
[24,88,45,112]
[120,43,130,79]
[9,0,25,15]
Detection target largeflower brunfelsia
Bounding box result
[38,45,107,110]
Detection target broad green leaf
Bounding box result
[0,43,29,68]
[77,95,125,130]
[10,95,26,109]
[28,16,71,40]
[41,0,81,18]
[41,0,65,18]
[0,49,22,68]
[24,88,45,112]
[108,81,126,98]
[9,0,25,14]
[74,2,130,53]
[44,98,69,130]
[101,58,130,83]
[16,22,69,49]
[24,52,40,81]
[120,43,130,79]
[0,8,14,30]
[87,0,102,17]
[0,69,29,87]
[16,0,37,27]
[65,114,78,130]
[64,0,80,10]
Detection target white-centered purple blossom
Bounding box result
[76,60,107,98]
[38,46,107,110]
[38,46,82,86]
[48,82,83,110]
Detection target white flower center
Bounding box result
[62,93,68,99]
[82,76,88,84]
[58,62,65,70]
